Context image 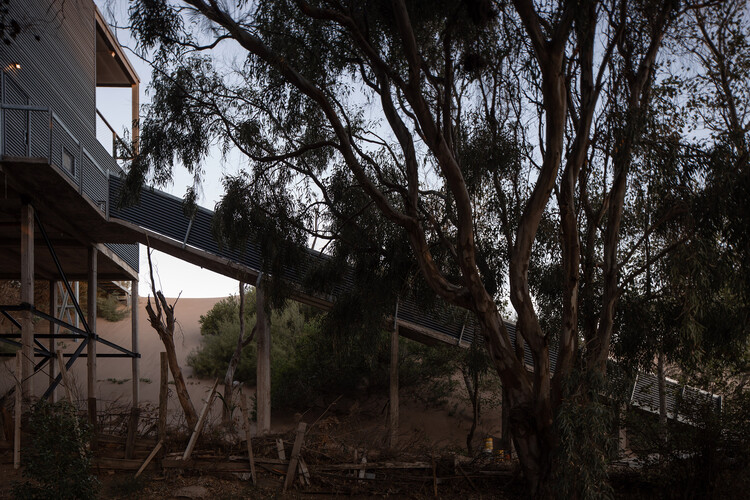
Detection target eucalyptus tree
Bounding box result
[122,0,700,494]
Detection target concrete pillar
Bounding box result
[87,247,97,426]
[20,203,34,402]
[255,284,271,435]
[388,326,399,448]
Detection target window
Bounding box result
[62,147,75,175]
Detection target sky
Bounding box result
[95,0,240,298]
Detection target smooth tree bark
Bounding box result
[126,0,689,495]
[144,246,198,430]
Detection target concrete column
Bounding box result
[48,280,57,402]
[388,326,399,448]
[255,284,271,435]
[87,247,97,426]
[20,203,34,402]
[131,279,139,407]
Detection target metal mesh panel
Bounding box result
[3,108,27,156]
[29,110,49,159]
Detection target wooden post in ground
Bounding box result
[57,350,74,403]
[239,392,256,485]
[131,279,140,405]
[159,352,168,440]
[134,439,162,479]
[255,284,271,435]
[283,422,307,492]
[182,378,219,460]
[388,325,399,448]
[14,351,22,470]
[48,281,56,402]
[87,246,97,433]
[126,281,140,459]
[20,203,34,402]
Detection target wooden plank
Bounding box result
[95,457,157,471]
[182,378,219,460]
[315,462,431,471]
[134,439,163,478]
[158,352,168,440]
[57,350,74,402]
[283,422,307,492]
[14,351,22,469]
[298,456,311,486]
[238,392,256,484]
[276,438,286,461]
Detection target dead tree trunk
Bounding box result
[222,278,259,424]
[144,246,198,430]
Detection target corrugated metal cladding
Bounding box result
[109,176,501,347]
[1,0,137,273]
[104,243,139,272]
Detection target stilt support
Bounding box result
[256,283,271,435]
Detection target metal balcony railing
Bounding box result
[0,102,111,212]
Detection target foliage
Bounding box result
[551,369,622,500]
[188,289,315,385]
[124,0,750,493]
[189,289,458,409]
[97,292,129,322]
[12,400,99,500]
[625,387,750,499]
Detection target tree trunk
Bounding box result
[462,367,480,455]
[158,322,198,430]
[223,280,247,425]
[144,247,198,430]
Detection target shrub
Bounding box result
[97,292,128,322]
[12,400,99,500]
[188,290,459,409]
[625,385,750,499]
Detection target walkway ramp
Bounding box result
[107,176,487,348]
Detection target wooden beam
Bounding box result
[20,203,34,400]
[87,246,98,432]
[182,378,219,460]
[283,422,307,492]
[131,279,140,406]
[134,439,163,479]
[256,284,271,435]
[14,351,22,470]
[239,392,256,485]
[132,83,140,155]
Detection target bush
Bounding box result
[12,400,99,500]
[625,385,750,499]
[188,290,459,409]
[97,292,128,322]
